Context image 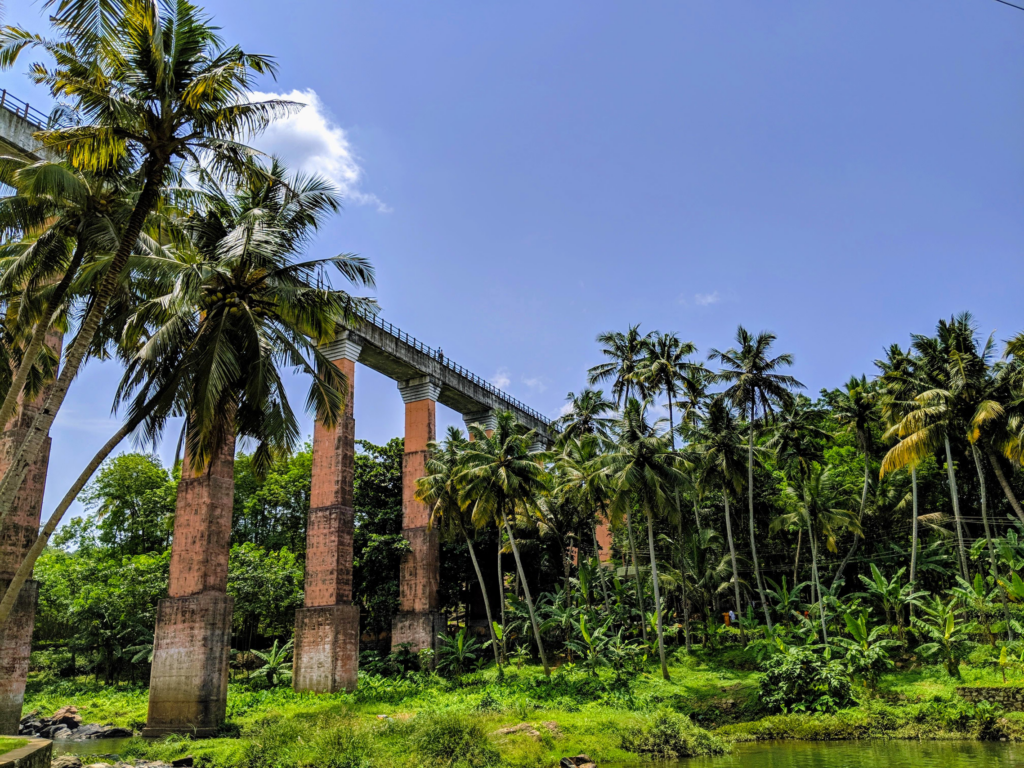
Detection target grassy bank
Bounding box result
[0,737,29,753]
[25,651,1024,768]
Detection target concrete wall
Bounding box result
[0,109,53,161]
[0,739,51,768]
[958,686,1024,710]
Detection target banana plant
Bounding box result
[913,596,975,679]
[836,610,900,689]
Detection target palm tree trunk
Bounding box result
[910,466,919,621]
[501,509,550,676]
[645,507,669,680]
[625,511,648,643]
[0,167,167,529]
[810,530,828,644]
[592,524,612,614]
[0,414,141,625]
[832,449,870,588]
[462,527,501,670]
[497,540,505,664]
[747,403,772,630]
[723,493,745,642]
[986,445,1024,525]
[944,436,969,580]
[0,238,87,435]
[792,529,802,588]
[973,445,1013,641]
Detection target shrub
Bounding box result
[621,708,729,759]
[413,711,501,768]
[758,645,854,714]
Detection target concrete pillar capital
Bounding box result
[320,331,363,363]
[463,409,497,433]
[397,375,441,404]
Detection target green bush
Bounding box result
[621,708,729,759]
[413,711,500,768]
[758,645,854,714]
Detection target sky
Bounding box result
[0,0,1022,520]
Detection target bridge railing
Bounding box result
[0,91,49,130]
[356,309,551,426]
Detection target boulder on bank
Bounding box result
[21,705,135,740]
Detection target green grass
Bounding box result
[22,650,1024,768]
[0,737,29,754]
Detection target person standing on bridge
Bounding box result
[438,348,444,364]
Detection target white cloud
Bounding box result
[491,368,511,389]
[523,376,547,393]
[557,402,574,417]
[247,89,390,212]
[694,291,721,306]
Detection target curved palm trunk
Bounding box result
[809,528,828,644]
[0,239,87,436]
[723,493,745,642]
[462,526,501,670]
[986,445,1024,525]
[832,448,870,588]
[909,467,919,621]
[0,168,166,529]
[625,511,648,643]
[792,530,802,589]
[0,413,141,625]
[497,542,505,663]
[973,445,1013,642]
[645,507,669,680]
[944,436,969,580]
[501,509,550,676]
[747,404,772,630]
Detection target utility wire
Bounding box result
[993,0,1024,11]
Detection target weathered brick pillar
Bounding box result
[391,376,442,653]
[0,331,60,735]
[595,518,614,564]
[293,334,361,693]
[463,410,496,439]
[145,431,235,737]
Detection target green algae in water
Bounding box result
[676,740,1024,767]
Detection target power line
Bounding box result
[993,0,1024,11]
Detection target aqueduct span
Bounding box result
[0,97,560,736]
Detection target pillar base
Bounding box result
[293,603,359,693]
[0,579,37,736]
[391,611,443,654]
[144,592,232,738]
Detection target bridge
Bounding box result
[0,95,558,737]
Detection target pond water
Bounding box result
[676,740,1024,767]
[53,737,136,758]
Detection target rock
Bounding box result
[171,758,194,767]
[559,756,596,768]
[42,724,73,740]
[20,709,39,723]
[542,721,560,734]
[496,723,541,739]
[19,720,42,735]
[99,727,133,739]
[66,724,106,740]
[51,706,82,729]
[50,756,83,768]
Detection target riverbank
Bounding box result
[25,651,1024,768]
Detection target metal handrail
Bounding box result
[356,309,551,426]
[0,91,49,130]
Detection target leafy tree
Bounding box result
[227,543,304,650]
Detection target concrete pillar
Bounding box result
[293,334,362,693]
[595,517,614,564]
[463,409,496,438]
[0,329,60,736]
[392,376,442,653]
[145,432,235,738]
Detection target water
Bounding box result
[52,737,136,758]
[677,740,1024,767]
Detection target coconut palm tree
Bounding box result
[0,0,295,519]
[774,464,861,644]
[827,375,878,587]
[602,399,685,680]
[709,326,803,630]
[459,411,551,676]
[694,397,749,638]
[553,388,616,444]
[636,332,703,450]
[587,324,653,408]
[416,426,501,670]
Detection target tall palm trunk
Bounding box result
[944,436,969,579]
[986,445,1024,525]
[792,529,802,588]
[645,507,669,680]
[0,238,87,435]
[832,444,870,588]
[625,511,648,643]
[497,540,505,664]
[909,467,919,621]
[0,411,144,625]
[973,445,1013,641]
[0,167,167,528]
[809,528,828,644]
[500,508,550,676]
[462,526,501,670]
[747,403,772,629]
[722,493,745,641]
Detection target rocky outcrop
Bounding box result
[19,707,133,741]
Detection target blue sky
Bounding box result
[0,1,1022,518]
